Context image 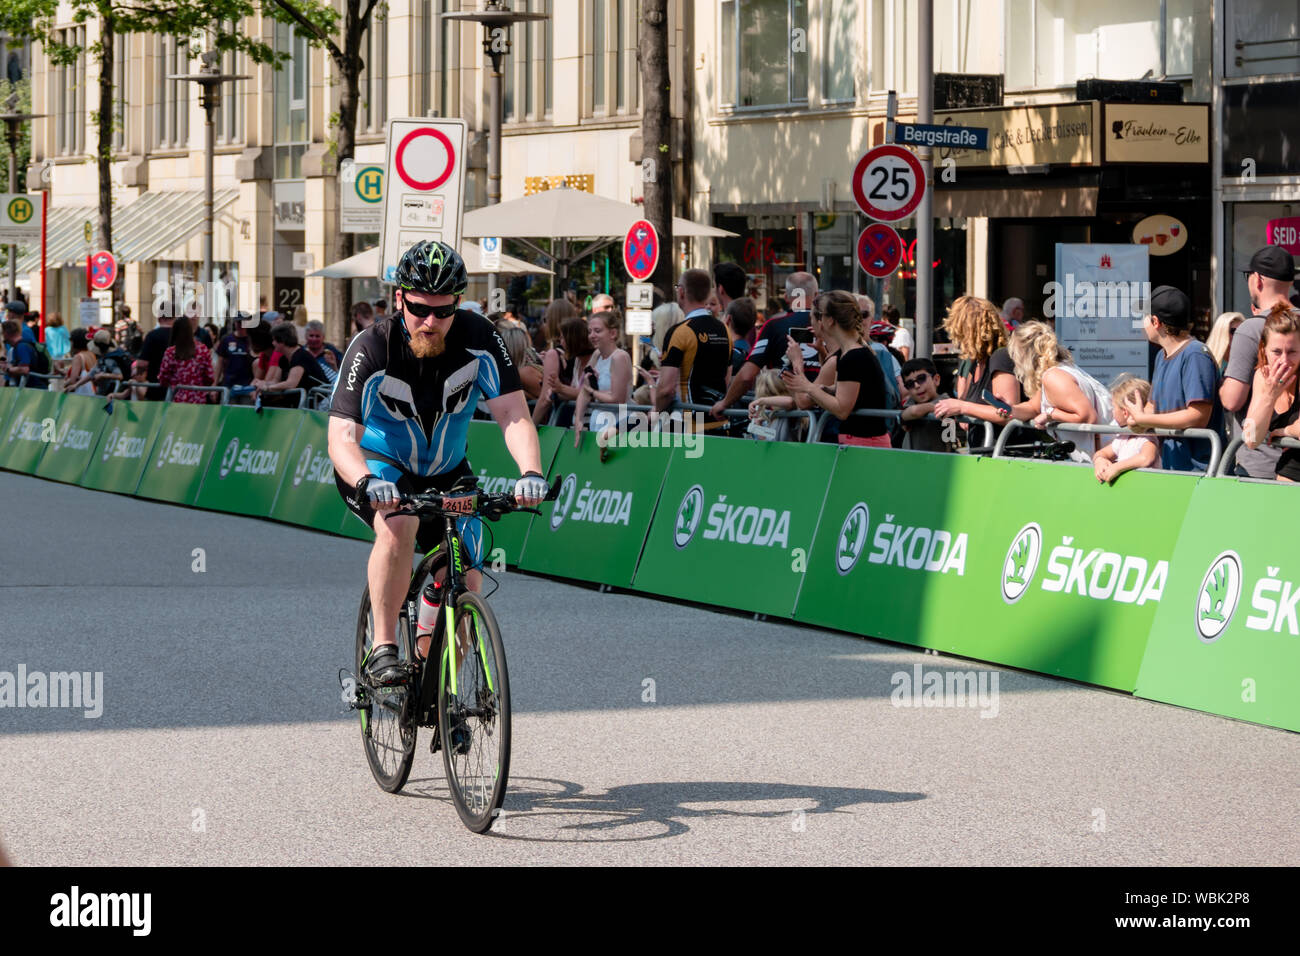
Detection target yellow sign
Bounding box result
[7,196,33,223]
[83,220,93,243]
[934,103,1099,168]
[1102,104,1210,164]
[524,174,595,196]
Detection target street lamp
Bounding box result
[0,92,44,303]
[442,1,549,306]
[171,46,249,319]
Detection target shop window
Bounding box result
[823,0,858,102]
[720,0,809,108]
[1005,0,1195,91]
[1225,0,1300,78]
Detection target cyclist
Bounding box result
[328,240,548,686]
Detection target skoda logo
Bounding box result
[219,437,240,479]
[549,474,577,530]
[102,428,118,461]
[154,432,173,468]
[674,485,705,550]
[1196,550,1242,643]
[1002,522,1042,604]
[837,503,870,575]
[293,445,313,487]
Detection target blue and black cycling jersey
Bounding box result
[329,310,521,477]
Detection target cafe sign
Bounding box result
[1102,104,1210,164]
[933,102,1099,168]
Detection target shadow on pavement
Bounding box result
[399,775,926,842]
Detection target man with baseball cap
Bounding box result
[4,300,35,344]
[1123,285,1220,472]
[1220,245,1298,477]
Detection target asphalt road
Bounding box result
[1,471,1297,865]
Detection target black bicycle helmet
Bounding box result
[392,240,468,297]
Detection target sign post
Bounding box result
[378,118,468,285]
[857,223,904,279]
[851,145,926,223]
[622,220,660,283]
[340,160,385,234]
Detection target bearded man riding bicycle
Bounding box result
[328,240,548,686]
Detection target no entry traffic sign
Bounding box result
[852,145,926,222]
[88,250,117,291]
[857,224,903,278]
[623,219,659,282]
[379,118,468,284]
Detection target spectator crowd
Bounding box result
[4,241,1299,483]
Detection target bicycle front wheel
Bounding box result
[438,591,511,833]
[355,585,417,793]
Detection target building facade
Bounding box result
[17,0,1290,342]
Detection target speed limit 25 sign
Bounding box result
[852,145,926,222]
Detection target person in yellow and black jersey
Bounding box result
[656,267,733,432]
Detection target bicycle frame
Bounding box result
[405,513,495,726]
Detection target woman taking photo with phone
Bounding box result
[782,290,891,447]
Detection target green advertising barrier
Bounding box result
[194,406,304,517]
[136,402,226,505]
[795,448,1001,643]
[33,394,109,484]
[1136,478,1300,732]
[517,428,673,588]
[0,387,18,439]
[795,452,1197,690]
[0,389,65,474]
[269,410,353,532]
[634,437,838,617]
[80,400,166,495]
[465,421,564,565]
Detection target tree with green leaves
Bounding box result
[0,1,284,255]
[266,0,385,343]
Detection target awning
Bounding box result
[17,188,240,273]
[462,187,737,239]
[932,186,1099,219]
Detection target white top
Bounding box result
[587,351,626,434]
[891,325,915,353]
[1040,364,1113,462]
[1110,432,1161,468]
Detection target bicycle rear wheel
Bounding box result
[438,591,511,833]
[355,585,417,793]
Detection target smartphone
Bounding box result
[789,327,815,345]
[981,388,1012,415]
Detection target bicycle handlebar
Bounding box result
[390,477,561,522]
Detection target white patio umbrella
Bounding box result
[461,187,736,294]
[309,241,553,279]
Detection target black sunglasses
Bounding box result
[903,373,930,388]
[403,296,458,319]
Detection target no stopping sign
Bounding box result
[852,145,926,222]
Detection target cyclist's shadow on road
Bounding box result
[402,775,924,842]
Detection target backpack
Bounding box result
[29,341,52,375]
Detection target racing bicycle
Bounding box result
[343,481,556,833]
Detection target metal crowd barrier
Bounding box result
[163,384,231,405]
[1218,435,1300,479]
[992,420,1223,477]
[809,407,901,443]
